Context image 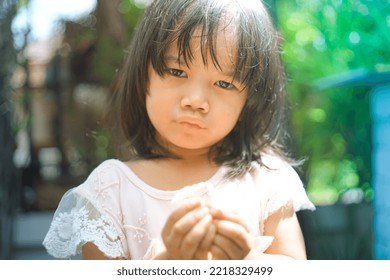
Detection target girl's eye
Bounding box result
[169,68,187,78]
[215,80,235,89]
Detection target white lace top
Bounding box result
[43,155,315,259]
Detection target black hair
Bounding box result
[114,0,295,177]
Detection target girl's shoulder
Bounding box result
[92,158,130,171]
[248,153,315,215]
[86,159,133,182]
[251,153,300,180]
[75,159,135,197]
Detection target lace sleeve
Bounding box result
[257,158,315,221]
[42,189,125,259]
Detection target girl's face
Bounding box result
[146,29,247,157]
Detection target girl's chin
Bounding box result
[165,142,212,154]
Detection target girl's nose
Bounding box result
[180,85,210,113]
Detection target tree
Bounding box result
[277,0,389,204]
[0,0,19,259]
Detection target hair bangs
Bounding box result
[150,0,243,78]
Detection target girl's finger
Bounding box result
[194,221,217,259]
[162,198,205,238]
[162,201,209,259]
[169,206,210,238]
[212,233,243,259]
[180,213,213,259]
[209,208,250,232]
[214,219,251,257]
[210,242,230,260]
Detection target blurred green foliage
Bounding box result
[277,0,390,204]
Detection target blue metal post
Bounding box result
[371,84,390,259]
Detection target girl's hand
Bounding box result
[209,209,252,260]
[160,198,215,260]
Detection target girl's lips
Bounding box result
[177,117,206,129]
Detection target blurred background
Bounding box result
[0,0,389,260]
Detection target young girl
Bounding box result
[43,0,315,260]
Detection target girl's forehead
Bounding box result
[166,26,238,67]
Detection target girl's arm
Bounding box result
[243,201,307,260]
[257,201,307,260]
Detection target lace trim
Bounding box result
[43,205,124,259]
